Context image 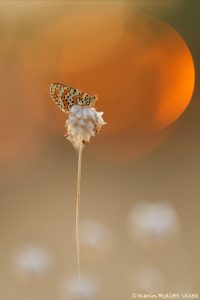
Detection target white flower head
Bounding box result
[13,246,52,278]
[64,105,106,150]
[128,201,180,244]
[63,275,99,299]
[80,219,113,252]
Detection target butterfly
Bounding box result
[50,83,97,113]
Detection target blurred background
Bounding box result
[0,0,200,299]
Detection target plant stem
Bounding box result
[76,142,83,284]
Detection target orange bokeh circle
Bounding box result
[60,13,195,136]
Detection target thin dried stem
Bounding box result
[76,142,83,284]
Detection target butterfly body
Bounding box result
[50,83,97,113]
